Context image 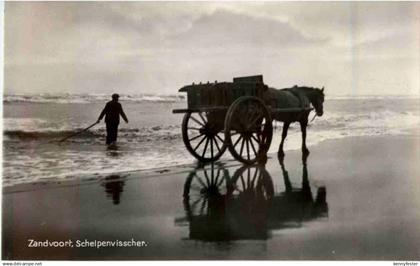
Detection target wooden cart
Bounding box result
[172,75,311,164]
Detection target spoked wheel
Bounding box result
[228,165,274,201]
[182,111,227,162]
[226,165,273,237]
[183,163,231,217]
[225,97,273,164]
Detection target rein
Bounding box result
[309,112,317,123]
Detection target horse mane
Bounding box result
[284,85,324,98]
[275,85,323,107]
[287,85,321,92]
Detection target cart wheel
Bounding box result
[183,163,231,217]
[227,165,274,201]
[225,97,273,164]
[182,111,227,162]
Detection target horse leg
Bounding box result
[278,122,290,158]
[299,118,310,155]
[278,155,292,193]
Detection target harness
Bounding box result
[287,87,314,122]
[286,87,309,108]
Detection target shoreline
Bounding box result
[3,133,419,193]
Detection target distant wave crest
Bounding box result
[5,93,419,103]
[3,93,186,104]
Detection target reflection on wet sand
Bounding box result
[101,175,126,205]
[274,154,328,229]
[176,156,328,241]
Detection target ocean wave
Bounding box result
[3,130,96,141]
[313,110,420,129]
[3,93,186,104]
[4,109,419,143]
[327,95,420,100]
[3,126,181,143]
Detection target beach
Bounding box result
[3,135,420,260]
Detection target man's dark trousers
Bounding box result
[106,122,119,144]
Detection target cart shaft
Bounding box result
[172,107,229,114]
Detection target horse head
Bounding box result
[311,87,325,116]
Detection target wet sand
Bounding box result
[2,135,420,260]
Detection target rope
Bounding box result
[54,121,99,143]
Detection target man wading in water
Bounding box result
[97,93,129,145]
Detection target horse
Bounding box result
[264,85,325,157]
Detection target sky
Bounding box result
[4,1,420,96]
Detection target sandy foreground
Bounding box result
[2,135,420,260]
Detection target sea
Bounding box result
[3,93,419,187]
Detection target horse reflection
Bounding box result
[270,154,328,229]
[176,157,328,241]
[101,175,126,205]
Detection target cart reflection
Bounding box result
[176,157,328,241]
